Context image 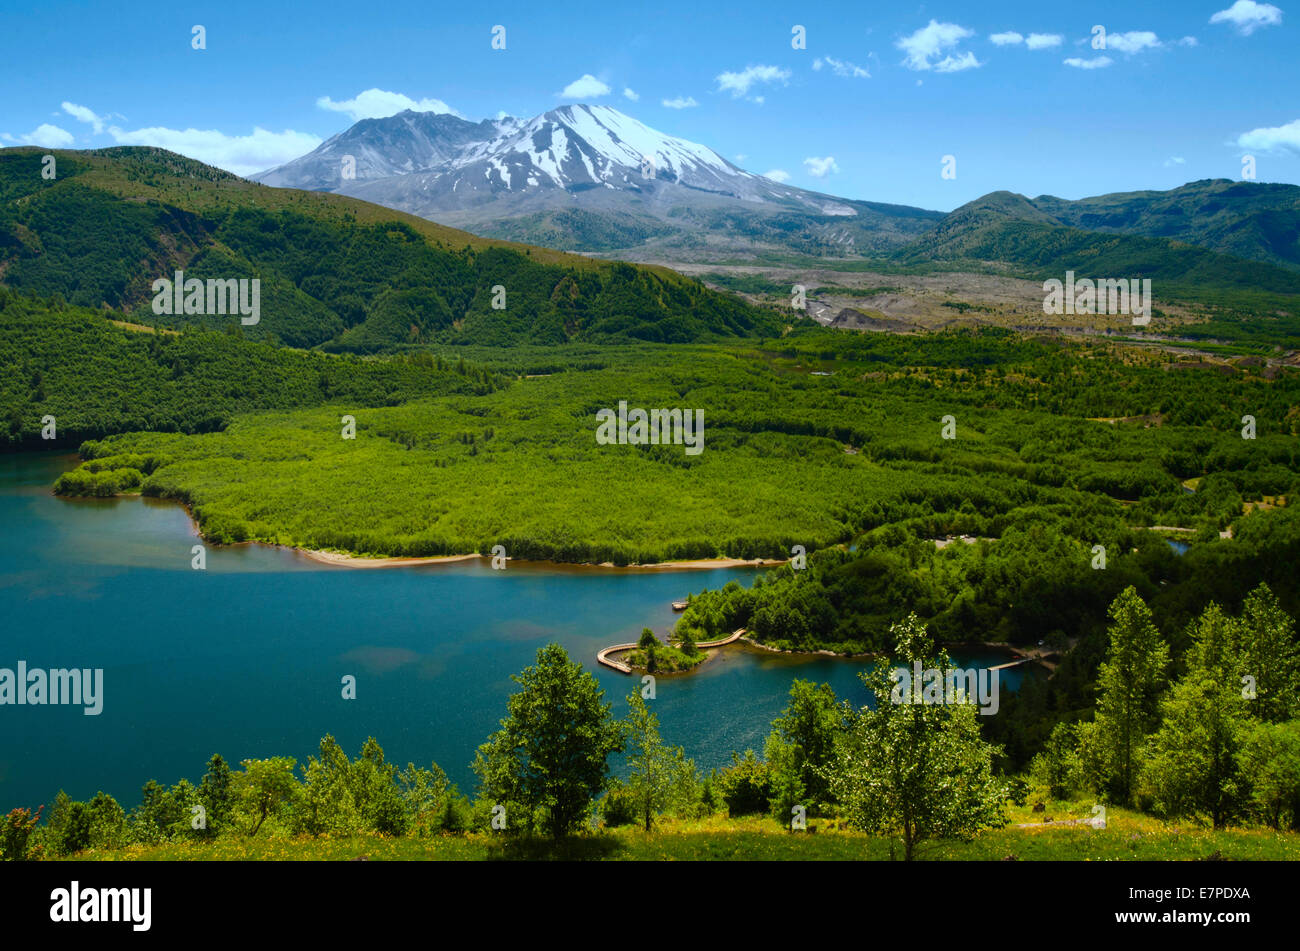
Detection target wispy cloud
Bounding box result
[559,74,611,98]
[897,20,981,72]
[622,87,639,102]
[716,64,791,97]
[1164,156,1186,167]
[1210,1,1283,35]
[992,31,1062,50]
[803,156,839,178]
[61,102,105,134]
[1026,33,1063,50]
[317,88,461,121]
[813,56,870,78]
[1064,56,1114,69]
[661,96,699,109]
[1106,31,1162,54]
[763,169,790,183]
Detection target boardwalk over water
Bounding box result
[596,629,747,674]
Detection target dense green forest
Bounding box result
[0,147,783,349]
[0,287,496,449]
[44,318,1300,566]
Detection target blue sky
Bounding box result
[1,0,1296,210]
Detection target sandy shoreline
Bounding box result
[295,548,785,572]
[55,480,789,574]
[297,549,482,568]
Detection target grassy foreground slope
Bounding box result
[66,809,1300,862]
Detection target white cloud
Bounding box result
[8,123,75,148]
[1236,117,1300,153]
[735,153,748,162]
[716,64,791,96]
[1179,36,1200,46]
[1107,31,1162,53]
[316,88,461,121]
[560,74,612,99]
[934,51,982,72]
[897,20,981,71]
[803,156,839,178]
[813,56,870,78]
[991,31,1061,49]
[623,87,639,101]
[61,102,105,134]
[106,124,323,177]
[763,169,791,183]
[1210,1,1283,35]
[661,96,699,109]
[1064,56,1114,69]
[1164,156,1186,166]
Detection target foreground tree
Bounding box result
[1092,587,1169,804]
[827,614,1007,860]
[1238,720,1300,830]
[233,757,299,836]
[1235,583,1300,723]
[765,679,842,812]
[623,692,696,831]
[197,754,234,838]
[1031,721,1081,801]
[473,643,624,836]
[1142,599,1292,827]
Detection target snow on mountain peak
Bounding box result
[255,101,776,203]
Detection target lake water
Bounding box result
[0,451,1022,810]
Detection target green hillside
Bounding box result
[0,287,495,449]
[0,147,785,349]
[1031,179,1300,271]
[895,191,1300,295]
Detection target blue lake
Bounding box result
[0,451,1022,809]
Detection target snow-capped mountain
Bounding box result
[253,111,521,190]
[252,105,939,259]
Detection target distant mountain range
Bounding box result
[254,106,1300,281]
[3,138,1297,360]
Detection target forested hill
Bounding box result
[896,186,1300,296]
[0,287,497,449]
[0,147,784,349]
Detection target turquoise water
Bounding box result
[0,452,1021,809]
